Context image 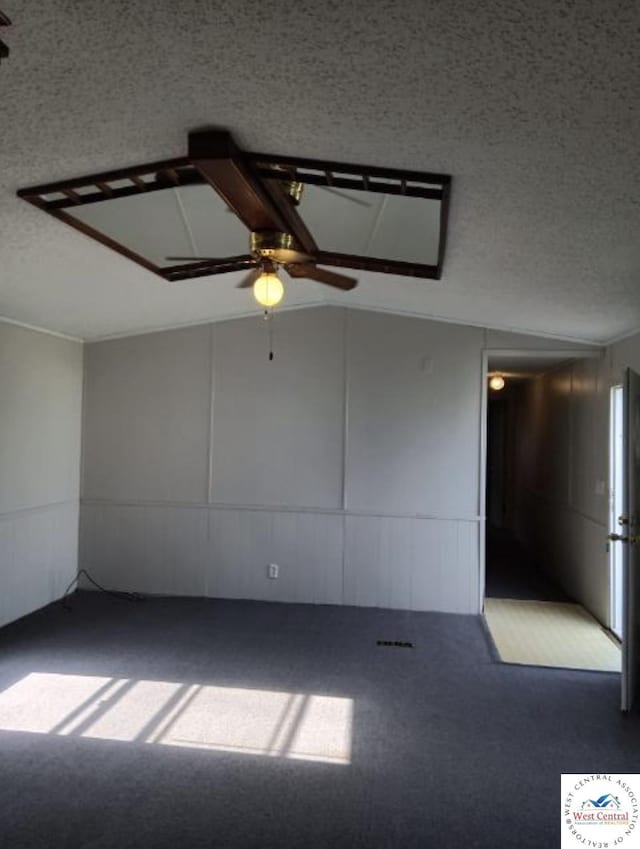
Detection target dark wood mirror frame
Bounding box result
[0,10,10,61]
[18,129,451,284]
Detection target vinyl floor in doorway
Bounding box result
[484,598,621,672]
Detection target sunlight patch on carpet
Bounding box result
[484,598,621,672]
[0,672,353,764]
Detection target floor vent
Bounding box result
[376,640,414,648]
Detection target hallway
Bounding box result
[485,529,569,603]
[484,530,620,673]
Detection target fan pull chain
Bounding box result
[264,309,275,361]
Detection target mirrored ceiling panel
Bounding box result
[284,184,441,266]
[66,184,249,268]
[19,130,450,284]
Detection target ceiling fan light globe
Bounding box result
[253,272,284,308]
[489,375,505,391]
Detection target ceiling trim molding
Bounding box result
[487,348,602,359]
[87,299,604,347]
[322,299,603,349]
[602,326,640,348]
[0,315,84,343]
[2,301,613,349]
[88,299,328,343]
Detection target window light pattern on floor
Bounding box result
[0,673,353,764]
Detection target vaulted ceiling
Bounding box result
[1,0,638,342]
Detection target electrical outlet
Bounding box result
[267,563,279,579]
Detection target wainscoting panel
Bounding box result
[344,515,479,614]
[0,502,79,628]
[80,503,208,597]
[208,508,344,605]
[81,502,480,613]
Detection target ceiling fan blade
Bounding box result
[165,254,250,263]
[189,131,318,257]
[236,268,263,289]
[189,130,288,235]
[286,263,357,291]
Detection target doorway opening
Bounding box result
[483,352,570,605]
[481,349,620,673]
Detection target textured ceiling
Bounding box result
[0,0,638,343]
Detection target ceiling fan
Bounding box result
[17,129,452,310]
[165,179,358,308]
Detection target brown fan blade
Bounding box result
[189,130,286,234]
[286,263,357,291]
[236,268,263,289]
[188,130,317,255]
[314,250,439,280]
[165,254,250,263]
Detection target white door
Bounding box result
[619,368,640,712]
[609,385,624,639]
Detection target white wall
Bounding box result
[0,322,83,627]
[609,331,640,382]
[79,307,598,615]
[0,307,629,624]
[80,307,482,612]
[211,309,345,509]
[82,325,211,504]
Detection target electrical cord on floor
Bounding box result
[62,569,145,610]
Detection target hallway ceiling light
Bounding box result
[489,374,505,391]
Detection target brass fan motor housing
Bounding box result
[249,231,312,265]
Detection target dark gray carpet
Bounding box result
[0,592,637,849]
